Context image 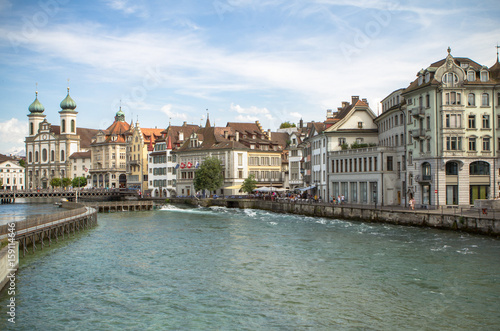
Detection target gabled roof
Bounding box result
[49,125,99,148]
[0,154,15,163]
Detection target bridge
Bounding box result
[0,189,136,203]
[0,204,98,257]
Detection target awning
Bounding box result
[297,185,316,192]
[224,185,242,190]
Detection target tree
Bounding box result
[72,176,87,188]
[194,156,224,193]
[18,159,26,167]
[279,121,296,129]
[62,177,72,188]
[50,178,61,188]
[241,174,257,194]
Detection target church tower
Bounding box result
[27,90,46,136]
[59,87,78,135]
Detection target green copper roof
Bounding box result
[28,91,45,113]
[115,107,125,122]
[60,87,77,111]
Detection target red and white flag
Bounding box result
[180,162,186,169]
[187,162,192,168]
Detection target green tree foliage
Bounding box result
[241,174,257,194]
[50,178,61,187]
[194,157,224,193]
[18,159,26,167]
[279,121,296,129]
[72,176,87,188]
[62,177,72,188]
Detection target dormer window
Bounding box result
[418,75,423,85]
[425,72,430,83]
[358,122,363,129]
[467,70,475,81]
[480,70,489,82]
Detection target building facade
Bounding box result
[25,89,97,189]
[0,154,25,190]
[403,48,500,207]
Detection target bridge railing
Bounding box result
[0,207,90,236]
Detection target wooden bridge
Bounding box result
[0,205,98,257]
[83,200,154,212]
[0,189,136,204]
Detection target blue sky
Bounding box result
[0,0,499,155]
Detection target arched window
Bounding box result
[482,93,489,106]
[28,152,32,163]
[480,71,489,82]
[35,151,39,162]
[442,72,458,87]
[470,161,490,175]
[446,161,458,175]
[71,120,75,133]
[30,122,34,135]
[61,150,65,161]
[51,150,55,161]
[42,148,47,162]
[422,162,431,180]
[468,93,475,106]
[61,119,66,133]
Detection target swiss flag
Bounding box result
[187,162,192,168]
[180,162,186,169]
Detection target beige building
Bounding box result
[89,108,131,188]
[126,121,163,194]
[0,154,25,190]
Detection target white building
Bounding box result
[69,151,92,188]
[0,155,25,190]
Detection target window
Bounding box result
[468,115,476,128]
[358,122,363,129]
[467,70,475,81]
[480,70,489,82]
[28,152,32,163]
[35,151,39,162]
[422,162,431,180]
[469,137,476,151]
[446,137,462,151]
[426,116,431,129]
[71,120,75,133]
[482,93,489,106]
[445,114,461,128]
[30,123,34,135]
[470,161,490,175]
[61,119,66,133]
[446,92,461,105]
[42,149,47,162]
[446,161,458,175]
[483,137,490,151]
[338,138,346,146]
[61,150,65,161]
[425,94,430,108]
[442,72,458,86]
[468,93,475,106]
[482,115,490,129]
[386,156,393,171]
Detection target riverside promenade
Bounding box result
[170,197,500,237]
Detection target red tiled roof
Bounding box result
[69,151,91,159]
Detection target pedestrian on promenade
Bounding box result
[341,195,345,204]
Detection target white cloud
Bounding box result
[103,0,148,17]
[231,103,273,121]
[160,104,188,120]
[0,118,26,153]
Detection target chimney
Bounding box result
[179,131,184,141]
[362,98,368,105]
[183,121,187,126]
[326,109,333,118]
[351,96,359,104]
[341,102,348,108]
[299,118,303,129]
[235,131,239,141]
[267,129,272,140]
[224,131,228,139]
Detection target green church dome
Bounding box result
[28,91,45,113]
[60,87,77,110]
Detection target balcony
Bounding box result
[128,160,139,166]
[410,106,425,118]
[411,128,426,139]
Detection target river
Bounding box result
[0,204,499,330]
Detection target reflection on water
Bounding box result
[0,204,499,330]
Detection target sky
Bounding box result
[0,0,499,155]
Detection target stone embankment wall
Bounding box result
[170,198,500,237]
[0,242,18,291]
